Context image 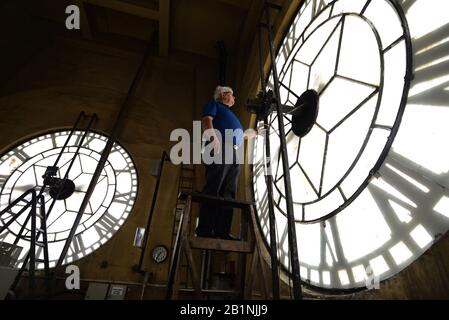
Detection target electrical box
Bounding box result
[85,282,109,300]
[106,284,127,300]
[0,242,23,268]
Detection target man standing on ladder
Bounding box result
[195,85,244,240]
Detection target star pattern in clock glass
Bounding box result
[252,0,449,290]
[260,0,411,223]
[0,130,138,268]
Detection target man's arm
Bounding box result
[202,116,214,131]
[202,116,220,153]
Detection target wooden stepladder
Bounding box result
[165,192,269,300]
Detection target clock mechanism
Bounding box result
[0,128,138,269]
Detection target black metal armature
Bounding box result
[0,112,97,298]
[245,1,303,300]
[247,89,319,138]
[255,24,280,300]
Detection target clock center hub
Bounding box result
[48,177,76,200]
[290,89,319,138]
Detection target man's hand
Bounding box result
[244,126,267,140]
[202,115,220,154]
[209,133,221,154]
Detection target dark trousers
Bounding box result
[196,149,241,237]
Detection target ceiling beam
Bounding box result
[216,0,252,10]
[159,0,170,56]
[83,0,160,21]
[79,0,170,56]
[74,0,92,39]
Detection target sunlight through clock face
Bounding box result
[252,0,449,290]
[0,130,138,268]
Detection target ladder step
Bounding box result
[177,288,236,295]
[189,236,253,253]
[35,242,46,248]
[35,259,46,263]
[180,184,193,188]
[201,289,236,295]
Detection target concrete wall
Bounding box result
[0,5,219,293]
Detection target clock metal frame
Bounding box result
[250,0,414,294]
[0,118,139,273]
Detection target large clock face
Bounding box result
[252,0,449,290]
[0,130,138,268]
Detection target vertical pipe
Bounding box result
[165,205,185,299]
[28,190,37,298]
[258,24,281,300]
[263,2,302,300]
[138,151,168,271]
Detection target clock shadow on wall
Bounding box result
[0,129,138,269]
[251,0,449,292]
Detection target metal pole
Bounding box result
[263,2,302,299]
[52,112,86,167]
[138,151,168,271]
[258,24,280,300]
[165,205,185,299]
[42,114,97,224]
[60,115,98,181]
[28,190,37,298]
[51,33,156,287]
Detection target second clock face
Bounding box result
[249,0,449,291]
[0,130,138,268]
[256,0,411,223]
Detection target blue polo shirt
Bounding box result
[202,100,244,146]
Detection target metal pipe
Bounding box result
[263,1,302,300]
[28,190,37,298]
[0,188,36,234]
[51,112,86,167]
[138,151,168,271]
[61,115,97,181]
[43,114,97,222]
[51,32,157,287]
[165,203,185,299]
[258,24,280,300]
[140,271,151,300]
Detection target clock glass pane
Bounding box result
[252,0,449,290]
[0,130,138,268]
